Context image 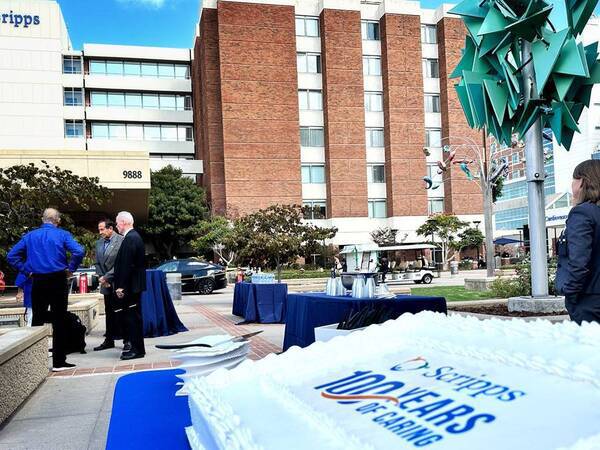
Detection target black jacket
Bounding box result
[113,229,147,294]
[556,202,600,296]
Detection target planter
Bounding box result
[0,326,49,424]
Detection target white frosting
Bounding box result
[187,312,600,450]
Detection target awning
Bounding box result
[494,237,522,245]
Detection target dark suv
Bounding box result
[154,258,227,295]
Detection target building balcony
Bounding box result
[87,138,194,155]
[84,75,191,93]
[85,107,193,123]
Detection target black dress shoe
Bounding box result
[93,340,115,351]
[123,342,131,352]
[120,350,145,361]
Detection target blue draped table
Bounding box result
[106,369,200,450]
[141,270,188,338]
[232,282,287,323]
[282,292,447,351]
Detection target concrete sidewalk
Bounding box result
[0,288,286,450]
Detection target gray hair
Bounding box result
[116,211,134,225]
[42,208,60,224]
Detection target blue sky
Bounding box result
[57,0,598,50]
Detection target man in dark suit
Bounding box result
[113,211,146,360]
[94,219,124,351]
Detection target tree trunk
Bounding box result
[483,182,496,278]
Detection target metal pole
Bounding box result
[481,130,496,278]
[521,40,549,297]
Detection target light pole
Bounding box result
[473,220,481,265]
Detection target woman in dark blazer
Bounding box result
[556,160,600,324]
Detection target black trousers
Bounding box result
[103,293,121,341]
[31,271,68,366]
[117,292,145,354]
[565,293,600,325]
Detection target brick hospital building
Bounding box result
[193,0,485,244]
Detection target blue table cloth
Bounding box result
[141,270,188,338]
[106,369,200,450]
[282,293,447,351]
[232,282,288,324]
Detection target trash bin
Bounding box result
[450,261,459,275]
[166,272,182,301]
[435,262,443,277]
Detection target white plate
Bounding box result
[175,345,250,368]
[175,354,248,380]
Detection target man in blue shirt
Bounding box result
[7,208,85,371]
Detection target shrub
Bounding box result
[490,259,558,298]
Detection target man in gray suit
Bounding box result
[94,219,124,351]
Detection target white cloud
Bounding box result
[117,0,166,8]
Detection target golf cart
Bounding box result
[340,243,436,285]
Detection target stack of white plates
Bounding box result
[168,334,250,395]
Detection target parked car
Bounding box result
[154,258,227,295]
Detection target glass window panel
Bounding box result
[176,96,185,111]
[175,65,189,79]
[123,62,141,77]
[362,22,380,40]
[367,128,384,147]
[298,91,308,110]
[425,94,440,112]
[308,90,322,110]
[107,92,125,107]
[108,123,126,139]
[161,125,178,141]
[370,165,385,183]
[369,57,381,75]
[125,93,142,108]
[314,202,326,219]
[65,121,83,138]
[63,56,82,74]
[295,18,304,36]
[184,95,192,110]
[90,92,107,106]
[158,64,175,78]
[301,165,311,183]
[307,54,320,73]
[64,88,82,106]
[159,95,176,110]
[366,93,383,112]
[126,124,143,140]
[89,60,106,75]
[185,126,193,141]
[144,125,161,141]
[106,61,123,75]
[142,93,159,109]
[300,128,310,146]
[141,63,158,77]
[426,129,442,147]
[305,18,319,37]
[310,165,325,183]
[91,123,108,139]
[428,198,444,214]
[297,53,307,73]
[310,128,324,147]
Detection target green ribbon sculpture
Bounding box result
[450,0,599,150]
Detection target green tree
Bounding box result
[234,205,337,281]
[189,215,237,265]
[370,227,398,247]
[416,214,470,268]
[492,175,504,203]
[0,162,110,271]
[451,227,484,258]
[141,166,209,259]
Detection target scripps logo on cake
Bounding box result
[313,360,528,448]
[0,11,40,28]
[391,356,430,372]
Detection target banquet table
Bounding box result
[232,281,287,324]
[141,269,188,337]
[282,292,447,351]
[106,369,200,450]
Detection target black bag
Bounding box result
[64,311,87,354]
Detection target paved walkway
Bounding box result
[0,287,286,450]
